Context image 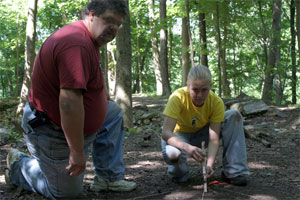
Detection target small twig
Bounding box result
[201,141,208,200]
[202,141,207,193]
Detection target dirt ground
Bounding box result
[0,95,299,200]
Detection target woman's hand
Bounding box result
[206,166,214,178]
[186,145,206,163]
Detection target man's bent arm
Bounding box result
[59,88,85,176]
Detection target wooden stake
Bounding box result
[202,141,207,192]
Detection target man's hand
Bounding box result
[186,145,206,163]
[66,151,86,176]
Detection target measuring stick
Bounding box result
[202,141,207,192]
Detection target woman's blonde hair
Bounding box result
[187,65,212,85]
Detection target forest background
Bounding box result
[0,0,299,128]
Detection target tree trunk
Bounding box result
[296,0,300,58]
[15,14,21,97]
[221,23,231,97]
[258,0,269,68]
[0,73,4,97]
[290,0,297,104]
[262,0,282,103]
[116,0,133,128]
[185,0,194,68]
[199,12,208,67]
[100,45,109,91]
[7,71,14,96]
[181,6,190,86]
[136,19,141,93]
[107,44,116,95]
[215,2,222,97]
[17,0,38,116]
[160,0,171,96]
[149,0,162,95]
[140,52,147,91]
[232,31,237,96]
[168,26,173,78]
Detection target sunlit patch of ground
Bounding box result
[248,161,279,169]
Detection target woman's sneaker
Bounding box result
[221,172,248,186]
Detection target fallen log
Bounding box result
[244,127,271,148]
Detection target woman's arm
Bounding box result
[162,116,206,162]
[206,122,221,174]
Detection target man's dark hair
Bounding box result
[86,0,127,17]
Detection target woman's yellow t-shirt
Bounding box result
[163,87,225,133]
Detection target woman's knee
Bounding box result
[166,145,181,163]
[225,110,243,122]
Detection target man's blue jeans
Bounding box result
[10,101,125,199]
[161,110,250,182]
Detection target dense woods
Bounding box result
[0,0,299,119]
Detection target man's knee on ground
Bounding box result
[52,181,83,199]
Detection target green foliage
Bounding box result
[0,0,299,104]
[0,0,27,97]
[8,129,23,143]
[37,0,88,45]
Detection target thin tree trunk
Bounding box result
[116,0,133,128]
[168,26,173,78]
[232,31,237,96]
[61,8,67,25]
[199,12,208,67]
[107,44,117,95]
[7,71,14,96]
[149,0,162,95]
[0,73,3,97]
[185,0,194,68]
[221,23,231,97]
[160,0,171,96]
[262,0,282,103]
[258,0,269,98]
[296,0,300,58]
[216,2,222,97]
[15,14,21,97]
[140,53,147,94]
[273,0,283,105]
[135,42,150,94]
[102,45,109,91]
[17,0,38,116]
[258,0,269,68]
[182,14,190,86]
[290,0,297,104]
[136,19,141,93]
